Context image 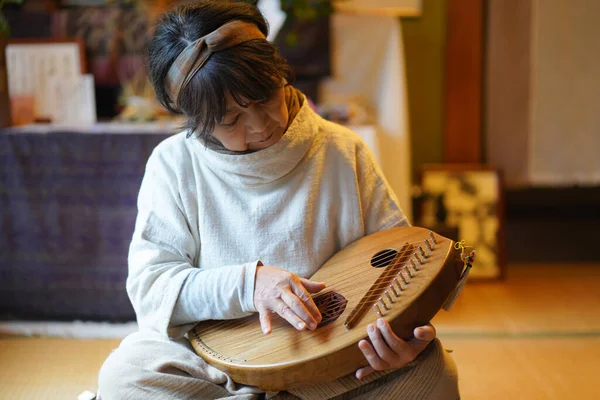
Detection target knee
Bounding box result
[441,349,459,385]
[97,347,140,400]
[428,348,460,400]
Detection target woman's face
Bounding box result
[210,87,289,152]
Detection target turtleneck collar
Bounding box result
[191,97,319,187]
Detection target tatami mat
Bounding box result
[0,338,119,400]
[0,263,598,399]
[433,263,600,334]
[443,337,600,400]
[434,263,600,399]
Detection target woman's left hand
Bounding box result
[356,319,436,379]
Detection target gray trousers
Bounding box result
[98,331,459,400]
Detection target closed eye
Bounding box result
[221,114,240,127]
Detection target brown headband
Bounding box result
[165,20,266,109]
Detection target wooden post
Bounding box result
[443,0,484,163]
[0,37,11,128]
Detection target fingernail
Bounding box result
[377,318,385,328]
[297,322,306,330]
[367,324,375,333]
[309,322,317,330]
[416,328,423,337]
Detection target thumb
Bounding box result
[413,325,436,343]
[408,325,436,357]
[299,278,326,293]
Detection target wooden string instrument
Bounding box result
[189,226,471,391]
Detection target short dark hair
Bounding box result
[147,0,294,145]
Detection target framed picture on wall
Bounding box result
[416,164,506,280]
[5,38,96,125]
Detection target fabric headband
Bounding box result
[165,20,265,109]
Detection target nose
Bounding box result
[244,106,269,135]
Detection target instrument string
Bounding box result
[198,258,447,335]
[199,252,446,334]
[194,237,449,333]
[316,252,446,294]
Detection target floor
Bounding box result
[0,263,598,399]
[432,263,600,400]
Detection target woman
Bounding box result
[98,1,459,398]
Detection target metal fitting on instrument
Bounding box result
[414,252,423,265]
[399,271,410,284]
[425,238,434,252]
[410,258,419,271]
[393,277,404,291]
[429,231,437,246]
[384,290,394,303]
[373,303,382,316]
[378,297,388,311]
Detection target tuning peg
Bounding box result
[378,297,389,311]
[384,290,394,303]
[414,252,424,265]
[373,303,382,316]
[429,231,437,246]
[425,238,434,252]
[410,258,420,271]
[393,277,404,291]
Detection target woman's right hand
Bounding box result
[254,265,326,334]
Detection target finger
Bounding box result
[293,279,323,324]
[376,318,410,356]
[367,322,398,365]
[299,277,326,293]
[257,307,272,335]
[406,325,436,359]
[359,329,390,371]
[281,289,318,330]
[272,298,308,331]
[413,324,436,342]
[355,365,375,380]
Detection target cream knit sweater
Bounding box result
[127,101,408,339]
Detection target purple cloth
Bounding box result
[0,130,171,321]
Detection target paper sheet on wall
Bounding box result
[46,74,97,126]
[5,43,82,120]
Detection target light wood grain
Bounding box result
[190,226,465,390]
[1,264,598,399]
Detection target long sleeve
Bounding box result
[127,149,257,339]
[354,137,410,234]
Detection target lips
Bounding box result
[258,132,274,143]
[255,123,276,143]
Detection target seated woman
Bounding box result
[98,1,459,398]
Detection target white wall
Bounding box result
[529,0,600,185]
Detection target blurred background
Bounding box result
[0,0,599,399]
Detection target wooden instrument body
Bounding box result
[189,226,464,391]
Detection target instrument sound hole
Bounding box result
[313,291,348,328]
[371,249,398,268]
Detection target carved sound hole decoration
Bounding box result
[313,291,348,328]
[371,249,398,268]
